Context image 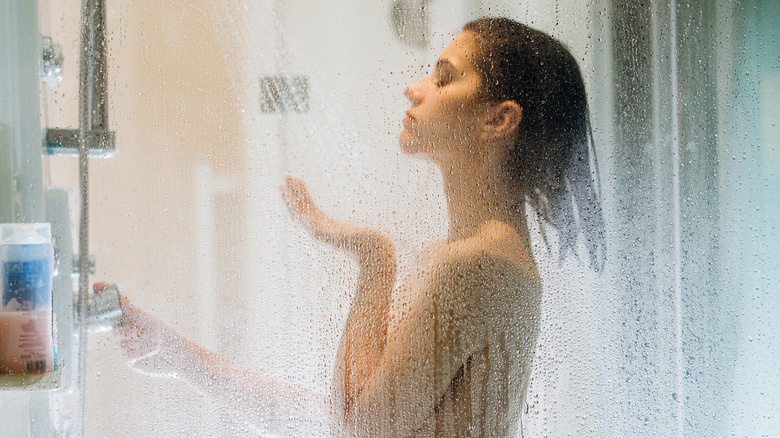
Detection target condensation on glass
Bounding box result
[0,0,776,437]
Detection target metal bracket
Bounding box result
[71,253,96,276]
[45,128,115,157]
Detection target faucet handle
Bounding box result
[88,282,123,333]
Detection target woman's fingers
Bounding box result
[284,175,316,214]
[280,175,326,229]
[281,175,357,248]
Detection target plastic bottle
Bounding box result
[0,223,55,375]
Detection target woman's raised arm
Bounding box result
[279,175,398,424]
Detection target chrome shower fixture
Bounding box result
[390,0,431,48]
[44,0,115,157]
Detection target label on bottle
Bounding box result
[3,260,52,310]
[0,310,54,374]
[1,259,54,374]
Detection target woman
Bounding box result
[117,17,604,437]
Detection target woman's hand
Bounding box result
[281,174,372,252]
[280,175,338,244]
[280,175,395,263]
[113,292,188,379]
[109,287,331,435]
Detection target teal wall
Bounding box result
[0,0,43,223]
[720,1,780,434]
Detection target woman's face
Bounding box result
[400,31,489,160]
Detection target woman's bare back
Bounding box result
[385,220,541,436]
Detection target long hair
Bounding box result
[463,18,606,271]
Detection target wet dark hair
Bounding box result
[463,17,605,270]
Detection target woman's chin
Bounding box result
[399,131,425,156]
[399,132,415,154]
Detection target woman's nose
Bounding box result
[404,81,423,106]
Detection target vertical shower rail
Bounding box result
[74,0,111,435]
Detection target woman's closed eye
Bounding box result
[433,59,458,87]
[435,69,453,87]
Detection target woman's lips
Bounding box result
[403,111,415,126]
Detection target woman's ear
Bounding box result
[483,101,522,140]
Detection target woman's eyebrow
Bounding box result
[436,59,456,71]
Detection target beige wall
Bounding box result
[41,1,252,435]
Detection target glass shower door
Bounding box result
[2,0,775,436]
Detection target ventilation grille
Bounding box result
[259,75,310,113]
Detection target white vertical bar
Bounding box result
[669,0,684,436]
[14,0,43,224]
[195,163,216,346]
[0,124,13,223]
[195,163,238,346]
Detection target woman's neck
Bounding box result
[438,156,530,247]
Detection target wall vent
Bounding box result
[259,75,309,113]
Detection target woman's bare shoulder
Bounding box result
[411,222,540,328]
[422,220,539,292]
[427,221,533,267]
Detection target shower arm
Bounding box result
[83,0,109,133]
[44,0,115,157]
